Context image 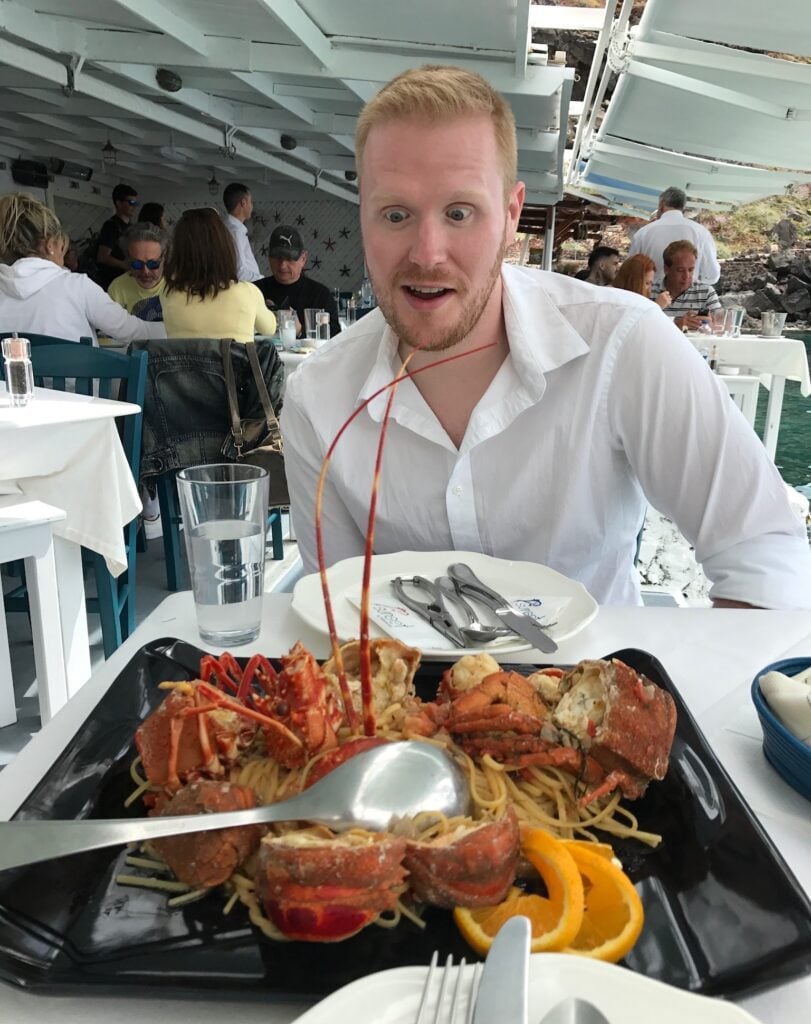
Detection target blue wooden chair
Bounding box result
[0,332,94,347]
[0,344,148,657]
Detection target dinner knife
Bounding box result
[471,915,531,1024]
[448,562,559,654]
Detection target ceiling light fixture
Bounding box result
[101,138,117,167]
[156,68,183,92]
[280,134,297,151]
[207,171,220,196]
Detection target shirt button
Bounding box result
[451,485,462,496]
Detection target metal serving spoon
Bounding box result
[0,742,471,873]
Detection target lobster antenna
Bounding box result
[314,341,497,734]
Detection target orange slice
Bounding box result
[561,843,644,962]
[454,828,584,955]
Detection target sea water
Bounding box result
[188,519,265,644]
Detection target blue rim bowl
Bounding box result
[751,657,811,801]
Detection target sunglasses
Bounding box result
[130,258,162,270]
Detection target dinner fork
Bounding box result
[415,950,482,1024]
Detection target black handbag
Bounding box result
[220,338,290,508]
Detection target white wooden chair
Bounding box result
[0,500,69,726]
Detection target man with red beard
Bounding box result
[279,66,811,610]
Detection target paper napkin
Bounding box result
[760,667,811,746]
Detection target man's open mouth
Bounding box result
[402,284,454,303]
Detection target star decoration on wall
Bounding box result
[295,215,305,226]
[339,264,351,277]
[324,236,336,251]
[273,210,282,222]
[259,244,269,257]
[312,228,319,239]
[310,256,322,269]
[339,227,350,239]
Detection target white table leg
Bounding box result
[762,374,786,461]
[24,540,68,723]
[52,535,92,697]
[0,598,16,728]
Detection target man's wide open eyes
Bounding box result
[383,209,408,224]
[447,206,472,222]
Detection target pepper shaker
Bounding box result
[2,334,35,407]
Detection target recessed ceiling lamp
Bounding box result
[101,139,117,167]
[280,134,297,151]
[207,170,220,196]
[344,170,357,182]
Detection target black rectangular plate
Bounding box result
[0,640,809,1000]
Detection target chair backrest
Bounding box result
[128,337,284,481]
[0,331,93,347]
[20,345,147,482]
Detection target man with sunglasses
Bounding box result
[109,223,166,321]
[96,183,140,291]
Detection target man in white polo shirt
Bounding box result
[629,186,721,285]
[222,182,261,282]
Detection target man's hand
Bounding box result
[655,290,672,310]
[675,312,708,331]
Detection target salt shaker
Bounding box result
[2,334,35,407]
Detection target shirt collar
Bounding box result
[658,209,685,223]
[226,214,247,235]
[358,264,590,425]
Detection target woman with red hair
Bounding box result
[613,253,671,309]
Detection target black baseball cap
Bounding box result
[112,183,138,202]
[268,225,304,259]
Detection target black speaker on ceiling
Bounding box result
[11,159,49,189]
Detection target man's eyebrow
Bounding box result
[366,189,486,205]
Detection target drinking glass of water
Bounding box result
[304,307,324,341]
[176,463,269,646]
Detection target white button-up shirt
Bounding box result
[224,214,261,282]
[280,265,811,609]
[629,210,721,284]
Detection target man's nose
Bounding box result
[408,216,447,269]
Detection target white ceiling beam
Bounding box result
[253,0,332,68]
[530,5,606,32]
[0,38,358,203]
[627,61,811,120]
[515,0,532,78]
[20,112,87,136]
[101,62,351,179]
[231,73,316,125]
[637,34,811,86]
[91,116,148,139]
[594,139,807,178]
[83,30,571,95]
[0,1,86,58]
[105,0,209,57]
[271,82,354,104]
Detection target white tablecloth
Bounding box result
[0,595,808,1024]
[690,336,810,396]
[0,387,141,575]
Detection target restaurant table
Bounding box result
[688,335,811,458]
[0,386,141,693]
[0,593,808,1024]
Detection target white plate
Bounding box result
[291,955,760,1024]
[291,550,598,659]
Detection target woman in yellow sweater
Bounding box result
[162,207,276,342]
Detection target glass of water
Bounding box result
[176,463,269,646]
[304,307,324,341]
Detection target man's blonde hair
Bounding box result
[0,192,62,263]
[355,65,517,196]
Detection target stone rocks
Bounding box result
[770,218,798,248]
[717,246,811,326]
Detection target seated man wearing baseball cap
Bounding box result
[256,225,340,338]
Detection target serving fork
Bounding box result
[415,951,482,1024]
